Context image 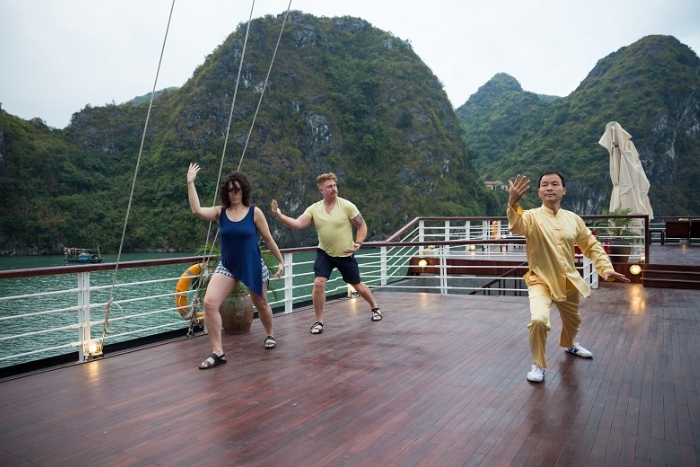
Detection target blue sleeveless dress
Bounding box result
[219,206,265,297]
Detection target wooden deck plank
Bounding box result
[1,283,700,466]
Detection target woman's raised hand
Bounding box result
[187,163,201,184]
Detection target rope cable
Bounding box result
[201,0,293,261]
[100,0,177,345]
[95,0,292,344]
[237,1,293,172]
[200,0,258,266]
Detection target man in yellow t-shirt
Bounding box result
[508,171,630,383]
[271,172,381,334]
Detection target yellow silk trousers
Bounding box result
[527,281,581,368]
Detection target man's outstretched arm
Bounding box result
[271,199,312,230]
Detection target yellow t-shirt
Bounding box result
[304,197,360,257]
[507,204,614,301]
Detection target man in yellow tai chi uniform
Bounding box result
[507,171,630,383]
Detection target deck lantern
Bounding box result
[629,264,642,275]
[84,339,103,359]
[347,285,359,298]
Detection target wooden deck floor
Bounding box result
[2,279,700,466]
[648,243,700,265]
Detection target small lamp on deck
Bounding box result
[84,339,103,359]
[347,284,359,298]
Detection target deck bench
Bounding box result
[691,219,700,245]
[665,220,691,244]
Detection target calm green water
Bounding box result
[0,251,394,368]
[0,252,331,368]
[0,253,205,367]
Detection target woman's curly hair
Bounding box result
[219,172,252,208]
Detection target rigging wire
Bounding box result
[237,1,293,172]
[97,0,293,344]
[202,0,293,261]
[190,2,294,337]
[200,0,258,265]
[99,0,177,346]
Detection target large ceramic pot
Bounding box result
[609,243,632,264]
[220,292,254,334]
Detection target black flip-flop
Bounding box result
[199,352,226,369]
[371,308,382,321]
[310,322,324,334]
[264,336,277,349]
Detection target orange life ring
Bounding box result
[175,263,204,322]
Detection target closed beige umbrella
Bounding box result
[598,121,654,220]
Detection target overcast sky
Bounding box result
[1,0,699,129]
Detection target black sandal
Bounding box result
[310,322,324,334]
[371,308,382,321]
[199,352,226,369]
[264,336,277,349]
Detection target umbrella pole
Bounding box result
[612,129,621,180]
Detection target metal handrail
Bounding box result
[0,215,647,370]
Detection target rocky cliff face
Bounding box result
[1,12,492,254]
[166,12,489,247]
[457,35,700,216]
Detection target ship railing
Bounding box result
[0,215,649,372]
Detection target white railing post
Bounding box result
[482,220,490,255]
[380,247,388,286]
[419,220,425,245]
[445,220,451,255]
[284,252,294,314]
[439,246,448,295]
[584,256,599,289]
[77,271,91,363]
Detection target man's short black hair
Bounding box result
[538,170,566,187]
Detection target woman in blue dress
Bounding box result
[187,163,284,369]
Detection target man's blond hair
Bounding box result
[316,172,338,187]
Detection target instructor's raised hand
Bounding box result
[508,174,531,207]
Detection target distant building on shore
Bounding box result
[484,180,508,191]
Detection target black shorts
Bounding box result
[314,249,361,285]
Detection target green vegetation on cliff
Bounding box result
[0,12,495,255]
[457,35,700,216]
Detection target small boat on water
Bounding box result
[64,247,103,264]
